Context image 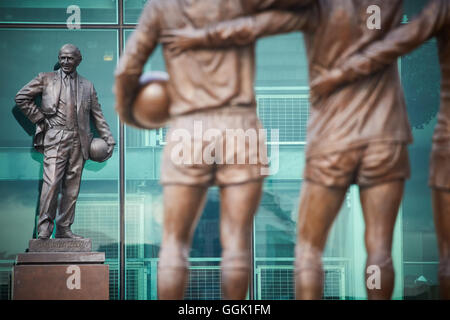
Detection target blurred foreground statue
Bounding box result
[15,44,115,240]
[310,0,450,299]
[161,0,413,299]
[114,0,315,300]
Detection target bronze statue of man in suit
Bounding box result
[15,44,116,240]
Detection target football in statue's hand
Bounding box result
[89,138,109,162]
[133,71,170,130]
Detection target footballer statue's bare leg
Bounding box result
[295,181,348,300]
[157,185,208,300]
[360,180,404,300]
[219,180,264,300]
[432,188,450,299]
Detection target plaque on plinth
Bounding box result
[28,238,92,252]
[12,239,109,300]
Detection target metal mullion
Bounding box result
[0,24,135,29]
[0,24,136,29]
[118,0,125,301]
[0,21,137,30]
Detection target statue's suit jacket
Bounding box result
[15,70,116,160]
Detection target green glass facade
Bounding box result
[0,0,440,300]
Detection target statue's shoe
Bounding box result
[37,233,51,240]
[55,230,84,239]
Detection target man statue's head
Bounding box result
[58,44,82,75]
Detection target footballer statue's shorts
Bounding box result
[161,106,269,187]
[304,142,410,188]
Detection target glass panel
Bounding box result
[254,181,362,300]
[255,33,352,300]
[124,29,161,300]
[123,0,147,24]
[0,0,118,24]
[0,29,120,300]
[255,33,309,87]
[401,37,441,299]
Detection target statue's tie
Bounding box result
[65,75,76,129]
